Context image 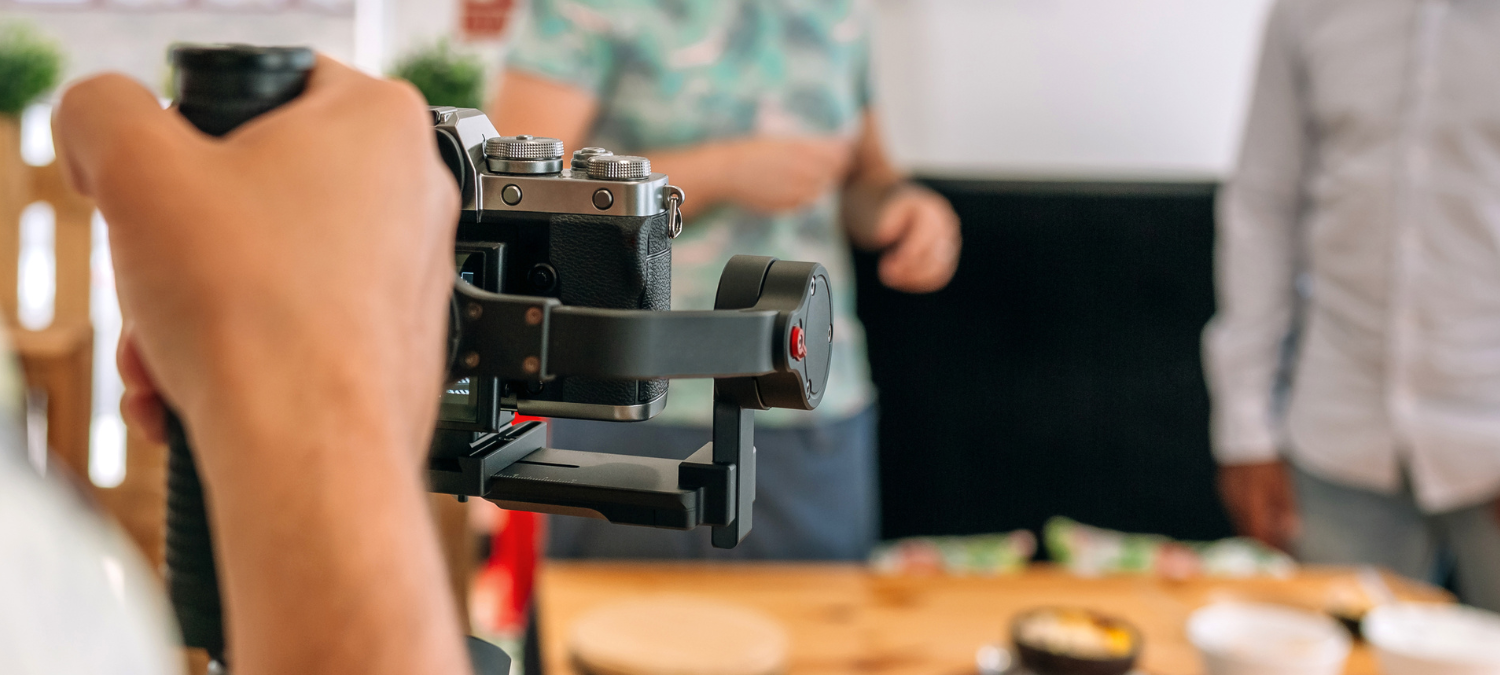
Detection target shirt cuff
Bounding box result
[1212,441,1281,466]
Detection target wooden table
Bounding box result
[538,563,1448,675]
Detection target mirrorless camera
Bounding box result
[430,106,681,431]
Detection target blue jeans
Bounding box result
[544,406,879,561]
[1293,465,1500,611]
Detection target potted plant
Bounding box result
[390,39,486,110]
[0,22,63,192]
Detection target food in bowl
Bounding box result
[1011,607,1140,675]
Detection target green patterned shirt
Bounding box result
[508,0,876,426]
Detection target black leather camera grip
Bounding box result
[164,45,314,663]
[549,211,672,407]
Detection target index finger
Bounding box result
[300,53,364,98]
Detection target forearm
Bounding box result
[197,380,465,674]
[642,142,735,219]
[1205,0,1308,467]
[839,109,910,240]
[1203,195,1298,466]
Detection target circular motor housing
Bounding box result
[714,255,833,411]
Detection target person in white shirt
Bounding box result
[1207,0,1500,610]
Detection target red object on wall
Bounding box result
[461,0,516,41]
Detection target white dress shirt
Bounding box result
[1206,0,1500,513]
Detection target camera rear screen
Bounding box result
[440,251,485,424]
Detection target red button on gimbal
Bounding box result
[789,325,807,361]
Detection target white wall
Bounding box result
[6,0,1272,179]
[2,6,358,91]
[2,0,504,98]
[872,0,1274,181]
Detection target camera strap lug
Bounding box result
[664,185,686,238]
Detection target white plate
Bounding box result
[1187,602,1349,675]
[1363,602,1500,675]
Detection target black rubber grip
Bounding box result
[164,412,224,658]
[164,44,313,663]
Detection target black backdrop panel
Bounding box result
[855,180,1234,547]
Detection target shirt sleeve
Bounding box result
[1203,0,1310,466]
[506,0,616,96]
[853,9,875,110]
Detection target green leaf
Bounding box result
[0,22,64,117]
[389,39,486,110]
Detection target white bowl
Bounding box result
[1363,602,1500,675]
[1187,602,1350,675]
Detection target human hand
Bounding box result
[57,57,456,473]
[849,185,961,293]
[1218,460,1300,552]
[57,56,467,675]
[718,137,854,214]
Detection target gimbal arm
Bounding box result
[433,255,834,548]
[448,255,833,411]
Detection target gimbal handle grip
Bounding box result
[164,44,315,663]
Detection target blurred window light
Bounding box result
[18,201,56,331]
[90,210,126,488]
[20,104,54,167]
[89,413,125,488]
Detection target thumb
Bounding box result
[54,73,197,199]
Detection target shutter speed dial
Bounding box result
[486,135,565,174]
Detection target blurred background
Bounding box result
[0,0,1269,546]
[23,2,1487,674]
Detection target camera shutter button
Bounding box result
[501,184,523,206]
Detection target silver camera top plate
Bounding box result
[433,106,671,219]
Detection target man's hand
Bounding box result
[56,56,468,675]
[1219,460,1300,552]
[845,184,962,293]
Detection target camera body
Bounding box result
[431,106,683,430]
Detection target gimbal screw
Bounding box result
[465,303,482,320]
[523,356,540,374]
[463,352,480,368]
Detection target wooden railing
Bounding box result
[0,113,169,569]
